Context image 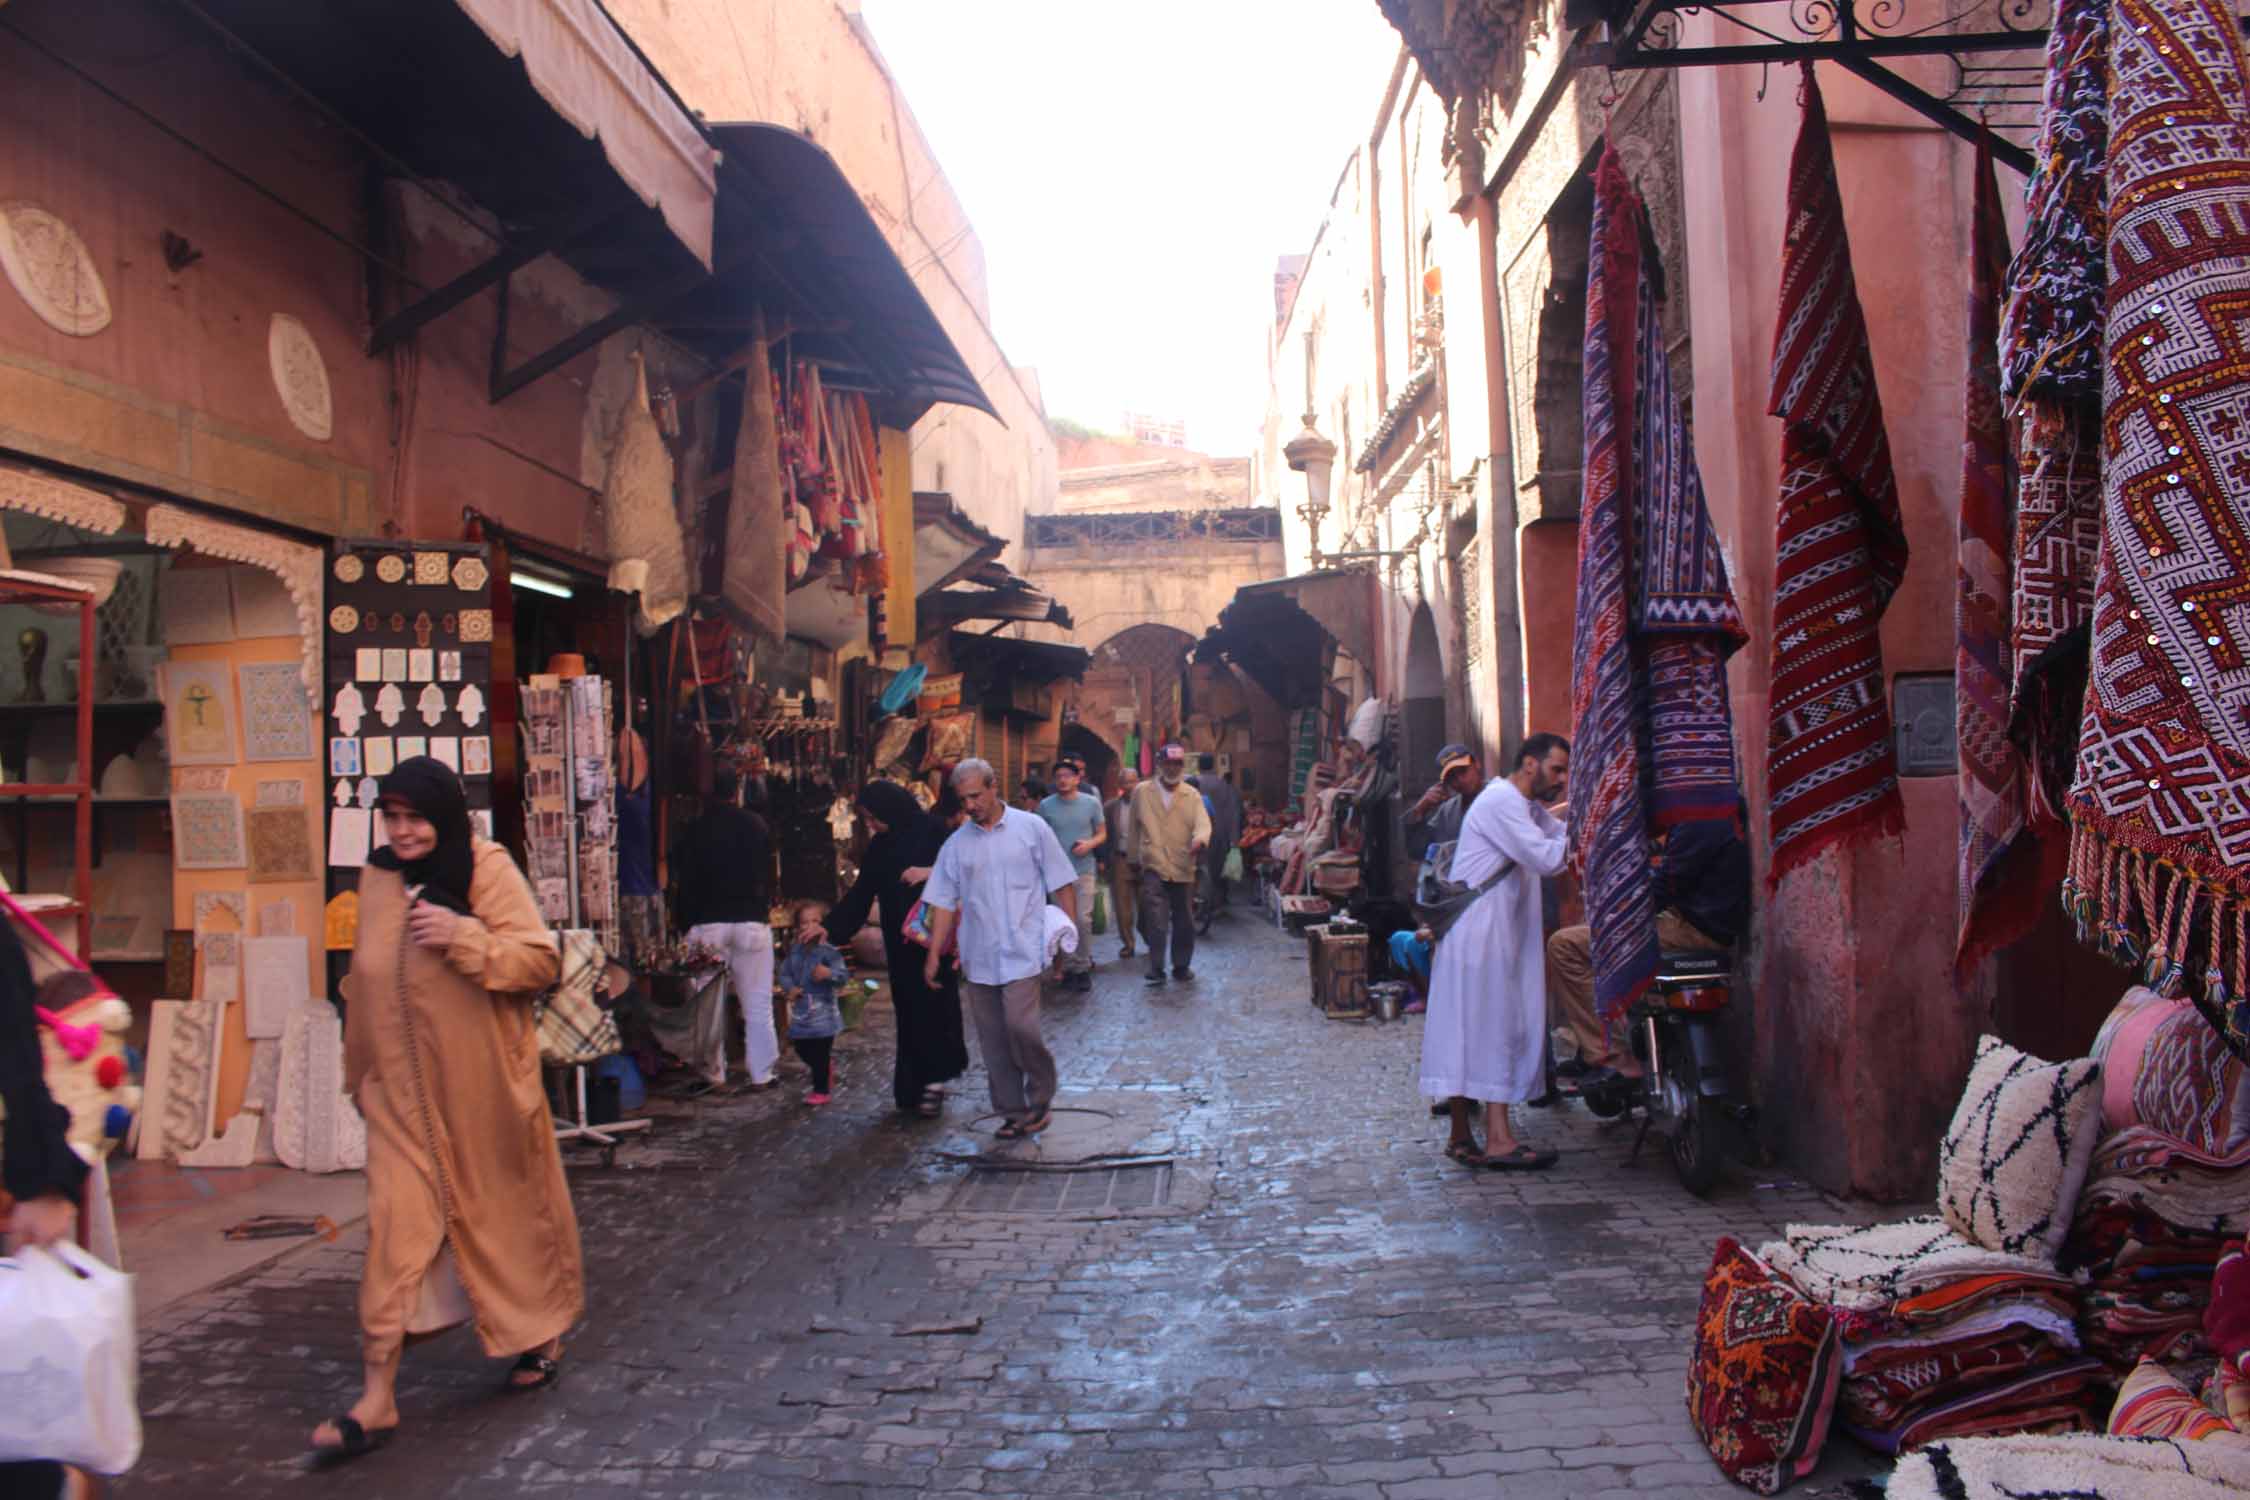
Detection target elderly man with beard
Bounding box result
[1418,733,1571,1170]
[1128,743,1211,987]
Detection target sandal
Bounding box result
[1018,1111,1053,1136]
[1443,1141,1489,1168]
[995,1119,1026,1139]
[1482,1143,1559,1172]
[506,1350,562,1393]
[309,1414,396,1464]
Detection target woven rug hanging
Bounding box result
[1567,144,1747,1020]
[1764,63,1909,886]
[2061,0,2250,1060]
[2000,0,2109,828]
[1956,133,2051,984]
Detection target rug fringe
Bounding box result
[1766,792,1906,892]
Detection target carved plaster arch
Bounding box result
[145,504,323,692]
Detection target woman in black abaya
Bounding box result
[821,778,967,1116]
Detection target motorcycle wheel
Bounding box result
[1670,1099,1724,1197]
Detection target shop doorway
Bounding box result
[1058,723,1116,793]
[1402,604,1445,788]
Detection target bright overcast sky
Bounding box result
[860,1,1405,458]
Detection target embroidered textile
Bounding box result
[1765,65,1909,884]
[1758,1218,2060,1313]
[2000,0,2109,816]
[1684,1236,1842,1495]
[1998,0,2111,403]
[1957,135,2042,982]
[2060,0,2250,1061]
[1568,146,1747,1019]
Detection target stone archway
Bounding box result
[1075,623,1197,785]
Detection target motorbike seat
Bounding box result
[1655,950,1729,979]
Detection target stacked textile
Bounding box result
[2064,1128,2250,1370]
[1833,1270,2097,1452]
[1757,1220,2106,1453]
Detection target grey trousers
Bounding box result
[1139,869,1195,977]
[962,975,1056,1121]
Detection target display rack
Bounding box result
[0,573,98,959]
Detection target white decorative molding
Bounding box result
[0,465,126,537]
[0,203,110,337]
[146,504,322,691]
[267,314,333,442]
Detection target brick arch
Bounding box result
[1092,622,1199,674]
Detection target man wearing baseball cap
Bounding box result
[1035,755,1104,992]
[1127,742,1211,985]
[1392,744,1486,1015]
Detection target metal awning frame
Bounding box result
[1584,0,2062,174]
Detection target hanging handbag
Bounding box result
[1418,840,1515,945]
[902,897,958,957]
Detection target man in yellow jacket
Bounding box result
[1128,742,1211,986]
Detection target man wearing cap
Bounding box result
[1037,755,1105,992]
[1391,745,1485,1013]
[1128,743,1211,986]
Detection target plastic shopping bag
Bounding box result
[0,1240,141,1473]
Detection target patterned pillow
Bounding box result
[1686,1236,1843,1494]
[1938,1035,2101,1258]
[2109,1358,2236,1441]
[2096,990,2250,1154]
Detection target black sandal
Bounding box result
[506,1351,562,1393]
[995,1119,1026,1139]
[309,1414,395,1464]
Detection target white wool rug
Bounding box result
[1758,1217,2060,1312]
[1887,1432,2250,1499]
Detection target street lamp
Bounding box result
[1284,412,1337,569]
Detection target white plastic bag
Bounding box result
[0,1241,141,1473]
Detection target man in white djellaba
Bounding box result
[1418,732,1571,1170]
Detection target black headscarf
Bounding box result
[369,756,476,913]
[855,777,924,835]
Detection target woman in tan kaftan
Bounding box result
[310,757,581,1460]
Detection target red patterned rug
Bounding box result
[1765,64,1909,885]
[2062,0,2250,1059]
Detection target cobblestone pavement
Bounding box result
[123,909,1887,1499]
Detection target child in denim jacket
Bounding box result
[777,900,845,1104]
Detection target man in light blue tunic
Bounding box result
[923,758,1081,1138]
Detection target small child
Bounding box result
[776,900,845,1105]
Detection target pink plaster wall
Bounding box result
[1682,55,1992,1198]
[1519,519,1579,744]
[0,1,619,556]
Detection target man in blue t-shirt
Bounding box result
[1037,755,1105,992]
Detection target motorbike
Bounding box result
[1577,949,1754,1195]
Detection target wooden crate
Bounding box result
[1306,924,1370,1019]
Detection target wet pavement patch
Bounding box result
[948,1160,1174,1214]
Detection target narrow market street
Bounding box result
[124,912,1877,1500]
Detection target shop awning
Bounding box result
[175,0,718,313]
[914,492,1007,597]
[663,126,1000,429]
[1234,568,1379,672]
[945,631,1091,685]
[924,563,1073,633]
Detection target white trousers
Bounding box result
[689,920,777,1084]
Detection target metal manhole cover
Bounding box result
[949,1163,1173,1214]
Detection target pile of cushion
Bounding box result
[2063,990,2250,1370]
[1687,1035,2109,1490]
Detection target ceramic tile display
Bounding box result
[160,660,240,766]
[247,805,316,883]
[172,791,247,869]
[238,661,316,762]
[242,934,306,1039]
[324,542,496,993]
